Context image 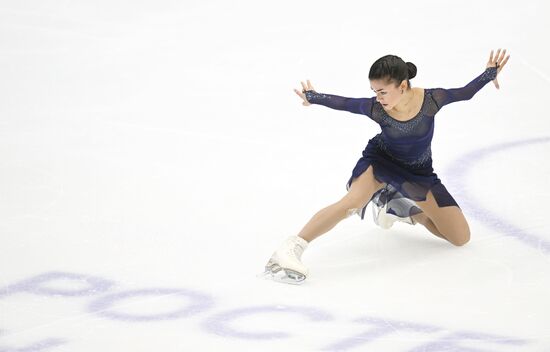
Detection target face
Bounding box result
[370,79,407,110]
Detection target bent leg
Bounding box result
[411,212,447,240]
[414,190,470,246]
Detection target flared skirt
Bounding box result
[346,134,459,221]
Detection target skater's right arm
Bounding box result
[294,80,375,119]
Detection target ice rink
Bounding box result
[1,0,549,351]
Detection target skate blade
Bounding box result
[257,262,306,285]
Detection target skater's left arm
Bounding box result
[431,48,510,110]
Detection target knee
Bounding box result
[448,229,471,246]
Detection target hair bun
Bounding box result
[406,62,417,79]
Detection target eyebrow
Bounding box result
[370,87,385,92]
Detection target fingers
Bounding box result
[300,80,315,91]
[499,49,506,62]
[498,49,510,69]
[294,84,310,105]
[294,88,307,102]
[490,48,509,90]
[500,53,510,69]
[489,48,510,71]
[295,80,314,105]
[496,48,505,65]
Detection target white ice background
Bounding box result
[1,1,550,351]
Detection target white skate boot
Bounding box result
[260,235,309,285]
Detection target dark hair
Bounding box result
[368,54,417,89]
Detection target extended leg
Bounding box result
[297,165,385,242]
[261,166,385,284]
[295,201,365,243]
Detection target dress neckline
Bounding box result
[383,88,427,123]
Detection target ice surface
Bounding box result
[1,0,549,351]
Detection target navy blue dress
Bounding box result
[304,66,498,220]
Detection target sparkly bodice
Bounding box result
[304,66,498,168]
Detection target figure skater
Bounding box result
[261,49,510,285]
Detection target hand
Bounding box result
[486,48,510,89]
[293,80,315,106]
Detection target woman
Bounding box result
[262,49,510,285]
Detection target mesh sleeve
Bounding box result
[431,66,498,110]
[304,90,376,120]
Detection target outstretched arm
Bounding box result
[304,90,375,117]
[294,79,376,119]
[431,66,498,109]
[431,48,510,109]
